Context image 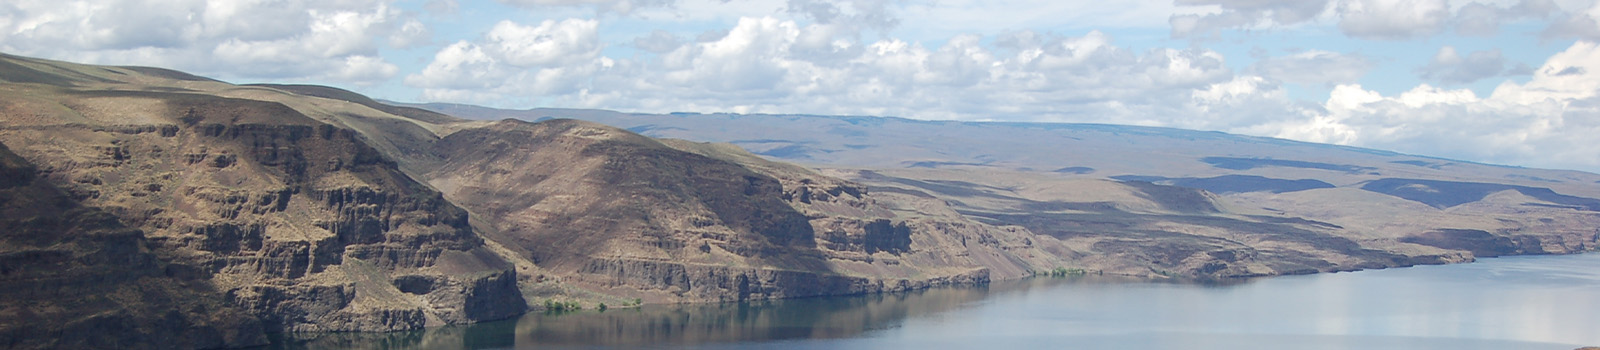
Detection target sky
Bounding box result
[3,0,1600,172]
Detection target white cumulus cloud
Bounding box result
[1336,0,1452,39]
[1269,41,1600,171]
[405,18,612,102]
[485,19,602,67]
[407,16,1242,125]
[0,0,422,85]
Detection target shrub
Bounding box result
[543,299,584,313]
[1048,267,1087,277]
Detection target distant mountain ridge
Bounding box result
[399,103,1598,195]
[399,103,1457,162]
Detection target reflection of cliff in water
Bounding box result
[267,278,1114,349]
[516,285,995,347]
[264,320,518,350]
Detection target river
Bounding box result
[269,253,1600,349]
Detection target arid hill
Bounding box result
[1,54,1067,348]
[424,118,1064,303]
[405,104,1600,277]
[1,53,528,348]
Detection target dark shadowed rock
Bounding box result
[1201,157,1374,173]
[1111,175,1335,194]
[0,142,267,350]
[1362,178,1600,210]
[1399,229,1545,258]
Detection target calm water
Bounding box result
[272,253,1600,350]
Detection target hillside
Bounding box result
[0,53,527,348]
[424,118,1062,303]
[0,54,1070,348]
[406,105,1600,275]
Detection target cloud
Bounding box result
[1169,0,1333,38]
[0,0,204,50]
[1335,0,1451,40]
[390,18,433,48]
[1455,0,1557,36]
[0,0,422,85]
[405,16,1244,124]
[330,55,401,85]
[405,18,611,101]
[633,30,684,53]
[1416,46,1509,85]
[1544,1,1600,40]
[1268,41,1600,171]
[1246,50,1374,85]
[484,19,601,67]
[784,0,899,32]
[1490,40,1600,103]
[1172,0,1568,40]
[424,0,460,14]
[494,0,676,14]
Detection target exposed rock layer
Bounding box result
[0,142,266,349]
[423,120,1062,303]
[1,54,524,348]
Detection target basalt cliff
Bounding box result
[0,54,1061,348]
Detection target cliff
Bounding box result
[1,54,524,348]
[423,119,1062,303]
[0,53,1063,348]
[0,142,268,349]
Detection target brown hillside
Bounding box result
[1,142,265,349]
[0,54,525,344]
[424,119,1063,303]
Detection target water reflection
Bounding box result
[270,276,1038,350]
[270,254,1600,350]
[513,283,1001,348]
[266,319,517,350]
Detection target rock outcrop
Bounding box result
[0,142,266,349]
[2,53,1053,345]
[423,120,1063,303]
[1,54,525,347]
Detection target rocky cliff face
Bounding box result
[0,54,525,347]
[423,120,1063,303]
[658,140,1069,280]
[0,142,266,349]
[3,54,1059,346]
